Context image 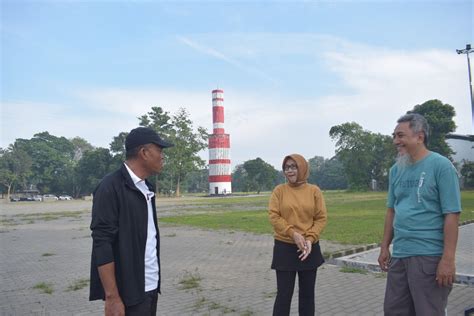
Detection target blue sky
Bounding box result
[1,0,473,169]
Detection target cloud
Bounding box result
[321,43,471,136]
[2,35,471,170]
[177,35,278,84]
[0,100,135,150]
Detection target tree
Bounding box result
[111,106,207,196]
[232,159,280,193]
[308,156,348,190]
[232,164,249,192]
[242,158,279,194]
[308,156,325,177]
[68,137,95,195]
[138,107,208,197]
[461,161,474,189]
[165,108,208,196]
[14,132,75,194]
[75,148,115,196]
[137,107,174,195]
[329,122,373,190]
[370,133,395,190]
[329,122,394,190]
[138,107,173,137]
[70,137,94,161]
[408,99,456,159]
[109,132,128,162]
[0,146,32,200]
[183,168,208,193]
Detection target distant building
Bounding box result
[208,89,232,195]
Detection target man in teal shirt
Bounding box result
[378,113,461,315]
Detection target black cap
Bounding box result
[125,127,174,151]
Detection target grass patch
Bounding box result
[160,190,474,245]
[193,297,207,310]
[0,217,18,226]
[41,253,55,257]
[263,290,277,299]
[67,278,89,291]
[178,271,202,290]
[207,301,236,313]
[33,282,54,294]
[340,266,368,274]
[161,210,271,235]
[209,301,221,310]
[374,273,387,279]
[189,295,239,314]
[17,211,84,223]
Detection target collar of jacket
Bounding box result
[120,163,156,193]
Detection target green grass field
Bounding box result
[160,190,474,245]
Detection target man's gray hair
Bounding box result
[397,113,430,146]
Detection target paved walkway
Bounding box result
[1,202,473,315]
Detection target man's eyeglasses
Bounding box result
[283,164,298,172]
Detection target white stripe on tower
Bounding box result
[208,89,232,195]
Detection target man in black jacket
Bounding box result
[89,127,173,316]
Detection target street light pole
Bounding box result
[456,44,474,131]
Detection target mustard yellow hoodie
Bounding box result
[268,154,327,244]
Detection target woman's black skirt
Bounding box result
[271,239,324,271]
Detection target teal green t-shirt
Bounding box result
[387,152,462,258]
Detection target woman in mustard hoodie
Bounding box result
[269,154,328,316]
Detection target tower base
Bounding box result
[209,182,232,195]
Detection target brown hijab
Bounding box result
[282,154,309,187]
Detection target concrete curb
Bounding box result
[333,249,474,286]
[322,220,474,286]
[324,219,472,261]
[324,243,379,263]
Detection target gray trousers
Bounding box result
[384,256,452,316]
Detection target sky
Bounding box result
[1,0,473,169]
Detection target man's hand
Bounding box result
[292,231,306,252]
[436,257,456,287]
[378,247,391,272]
[105,294,125,316]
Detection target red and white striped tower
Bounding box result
[208,89,232,195]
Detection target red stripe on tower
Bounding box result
[209,159,231,164]
[208,89,232,195]
[209,136,230,148]
[209,175,232,182]
[213,107,224,123]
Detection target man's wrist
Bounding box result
[441,254,455,262]
[380,244,390,250]
[105,292,121,300]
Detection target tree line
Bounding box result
[0,107,208,199]
[1,99,472,200]
[224,99,472,192]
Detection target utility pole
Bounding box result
[456,44,474,131]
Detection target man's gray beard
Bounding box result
[396,153,413,169]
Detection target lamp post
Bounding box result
[456,44,474,131]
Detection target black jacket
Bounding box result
[89,164,161,307]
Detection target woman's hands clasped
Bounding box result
[292,232,312,261]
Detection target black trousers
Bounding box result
[273,270,317,316]
[126,289,158,316]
